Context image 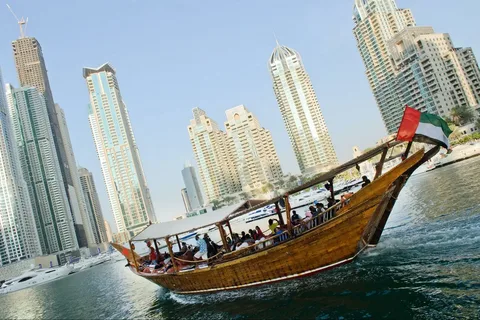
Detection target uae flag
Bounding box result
[397,106,453,149]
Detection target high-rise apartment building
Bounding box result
[353,0,415,133]
[180,188,192,213]
[83,63,156,235]
[0,70,41,266]
[388,27,480,116]
[56,104,96,248]
[104,220,113,243]
[224,105,283,192]
[12,35,90,248]
[188,108,241,203]
[181,163,204,210]
[6,85,78,260]
[268,43,338,175]
[353,0,480,132]
[78,167,108,244]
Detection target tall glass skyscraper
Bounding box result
[268,43,338,175]
[353,0,415,133]
[12,35,92,248]
[0,70,41,266]
[78,167,108,244]
[181,163,204,211]
[6,85,78,260]
[83,63,156,235]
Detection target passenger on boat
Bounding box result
[255,226,266,239]
[226,237,233,248]
[268,219,279,235]
[240,231,247,242]
[194,235,208,260]
[362,176,371,188]
[341,192,354,203]
[244,234,255,245]
[181,242,188,254]
[291,210,301,225]
[204,234,222,258]
[273,227,284,244]
[146,240,157,263]
[315,203,326,214]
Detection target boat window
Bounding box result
[18,276,34,282]
[45,270,56,274]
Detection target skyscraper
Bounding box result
[6,85,78,260]
[181,162,204,210]
[353,0,416,133]
[104,220,113,243]
[83,63,156,235]
[268,43,338,176]
[188,108,241,203]
[56,104,96,248]
[78,167,108,244]
[353,0,480,132]
[180,188,192,213]
[0,70,41,266]
[388,28,480,117]
[224,105,283,192]
[12,35,90,248]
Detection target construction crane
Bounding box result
[6,4,28,38]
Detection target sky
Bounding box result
[0,0,479,229]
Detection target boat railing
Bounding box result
[173,250,223,266]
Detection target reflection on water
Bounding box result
[1,158,480,319]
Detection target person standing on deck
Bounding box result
[268,219,279,235]
[362,176,371,188]
[194,235,208,260]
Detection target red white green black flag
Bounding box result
[396,106,453,149]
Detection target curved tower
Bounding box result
[268,43,337,175]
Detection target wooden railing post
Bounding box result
[375,147,389,179]
[217,222,230,252]
[165,237,178,273]
[328,178,335,200]
[284,194,292,236]
[403,141,413,161]
[129,240,139,272]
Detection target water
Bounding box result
[1,157,480,319]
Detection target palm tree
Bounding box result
[222,196,237,205]
[476,118,480,131]
[238,192,250,200]
[451,106,475,126]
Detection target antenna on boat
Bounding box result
[6,4,28,38]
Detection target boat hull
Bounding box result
[127,149,434,294]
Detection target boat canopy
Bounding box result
[132,202,257,241]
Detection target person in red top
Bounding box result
[146,240,157,262]
[255,226,266,239]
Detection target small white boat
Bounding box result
[0,265,72,294]
[245,208,276,223]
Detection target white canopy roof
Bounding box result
[132,202,249,241]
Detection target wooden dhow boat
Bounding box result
[114,140,440,294]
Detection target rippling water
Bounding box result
[1,157,480,319]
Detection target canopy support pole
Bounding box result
[403,141,413,161]
[165,237,178,273]
[153,238,160,262]
[226,221,233,237]
[176,235,181,252]
[217,222,230,252]
[284,194,292,236]
[275,201,285,226]
[375,148,389,180]
[129,240,139,272]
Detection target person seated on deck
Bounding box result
[240,231,247,242]
[362,176,371,188]
[341,192,354,206]
[255,226,266,239]
[268,219,280,236]
[273,227,284,244]
[181,242,188,254]
[204,234,222,258]
[146,240,157,264]
[249,229,257,240]
[244,234,255,245]
[315,203,326,214]
[291,210,301,225]
[226,236,233,248]
[194,235,208,261]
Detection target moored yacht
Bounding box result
[0,265,72,294]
